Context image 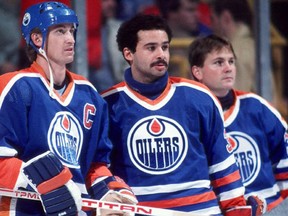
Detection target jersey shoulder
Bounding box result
[170,76,210,91]
[68,71,88,81]
[0,66,39,95]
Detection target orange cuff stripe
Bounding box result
[86,163,112,187]
[212,170,241,188]
[37,166,72,194]
[93,163,113,177]
[274,172,288,180]
[220,195,246,210]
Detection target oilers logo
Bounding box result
[22,12,31,27]
[127,115,188,175]
[227,131,260,186]
[48,111,83,168]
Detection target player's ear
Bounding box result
[31,33,42,47]
[191,66,203,81]
[123,47,133,64]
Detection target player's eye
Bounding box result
[147,46,156,51]
[69,28,76,34]
[57,29,65,34]
[229,59,235,65]
[215,60,223,66]
[162,44,169,51]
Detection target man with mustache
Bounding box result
[101,14,262,215]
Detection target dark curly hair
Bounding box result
[116,14,172,54]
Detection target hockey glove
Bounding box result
[224,196,266,216]
[247,195,266,216]
[280,189,288,199]
[89,175,138,216]
[22,151,82,216]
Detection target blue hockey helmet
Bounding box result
[21,1,79,50]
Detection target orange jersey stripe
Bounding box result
[0,72,20,95]
[267,196,283,212]
[125,80,172,105]
[212,170,241,188]
[138,190,216,208]
[0,158,22,189]
[102,77,216,107]
[219,195,246,210]
[274,172,288,180]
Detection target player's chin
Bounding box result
[222,78,235,86]
[64,56,74,64]
[222,82,234,90]
[64,51,74,58]
[154,70,167,78]
[154,66,167,74]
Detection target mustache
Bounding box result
[150,60,168,67]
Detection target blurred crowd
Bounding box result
[0,0,287,119]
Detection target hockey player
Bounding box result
[101,14,263,215]
[188,34,288,214]
[0,2,137,216]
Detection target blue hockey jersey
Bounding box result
[224,90,288,211]
[0,62,113,215]
[102,75,247,215]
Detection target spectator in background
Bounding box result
[158,0,212,79]
[89,0,128,93]
[116,0,156,20]
[209,0,257,92]
[0,0,21,75]
[161,0,212,38]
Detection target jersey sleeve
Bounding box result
[259,99,288,197]
[0,73,32,189]
[88,95,113,165]
[0,73,32,153]
[202,95,246,211]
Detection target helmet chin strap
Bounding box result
[38,48,55,99]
